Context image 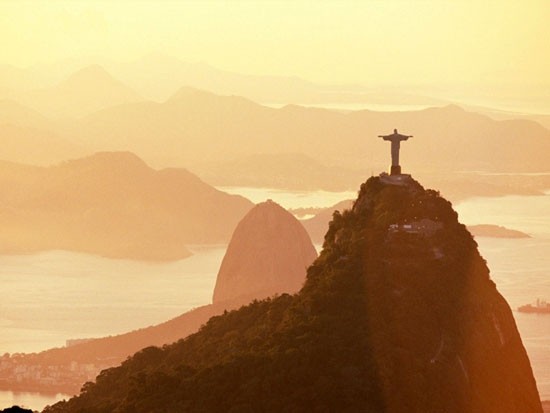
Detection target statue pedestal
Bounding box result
[390,165,401,175]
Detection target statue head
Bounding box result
[394,128,398,134]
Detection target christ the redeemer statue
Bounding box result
[378,129,413,175]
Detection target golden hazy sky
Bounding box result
[1,0,549,87]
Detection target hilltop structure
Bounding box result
[378,128,413,175]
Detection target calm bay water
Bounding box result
[0,246,227,410]
[0,245,226,354]
[0,189,549,410]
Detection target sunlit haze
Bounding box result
[1,1,549,103]
[0,1,549,412]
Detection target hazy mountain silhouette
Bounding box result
[0,99,86,164]
[0,63,44,96]
[43,175,541,413]
[0,123,85,170]
[459,103,550,131]
[3,201,316,395]
[106,53,328,102]
[213,200,318,304]
[1,81,548,199]
[13,65,143,119]
[107,53,444,105]
[5,58,548,126]
[0,99,52,129]
[2,57,447,108]
[0,86,548,183]
[197,152,364,191]
[67,90,550,175]
[0,152,252,260]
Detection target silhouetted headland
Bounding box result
[0,152,253,260]
[42,175,542,413]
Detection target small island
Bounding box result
[467,224,530,239]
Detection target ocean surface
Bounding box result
[0,245,227,354]
[0,189,549,410]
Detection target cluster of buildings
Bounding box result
[388,218,443,237]
[0,354,107,393]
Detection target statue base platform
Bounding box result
[379,172,412,186]
[390,165,402,175]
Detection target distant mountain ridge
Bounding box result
[72,89,550,174]
[3,58,548,123]
[0,122,84,166]
[0,152,253,260]
[197,153,364,191]
[5,64,143,119]
[1,69,549,191]
[0,71,549,176]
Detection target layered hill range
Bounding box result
[45,175,541,413]
[0,65,549,179]
[2,65,143,119]
[3,57,549,129]
[64,89,550,173]
[3,200,317,395]
[0,152,252,260]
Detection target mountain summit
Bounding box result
[57,65,140,97]
[45,175,541,413]
[213,199,318,304]
[16,65,142,118]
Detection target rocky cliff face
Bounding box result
[44,175,541,413]
[212,199,318,304]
